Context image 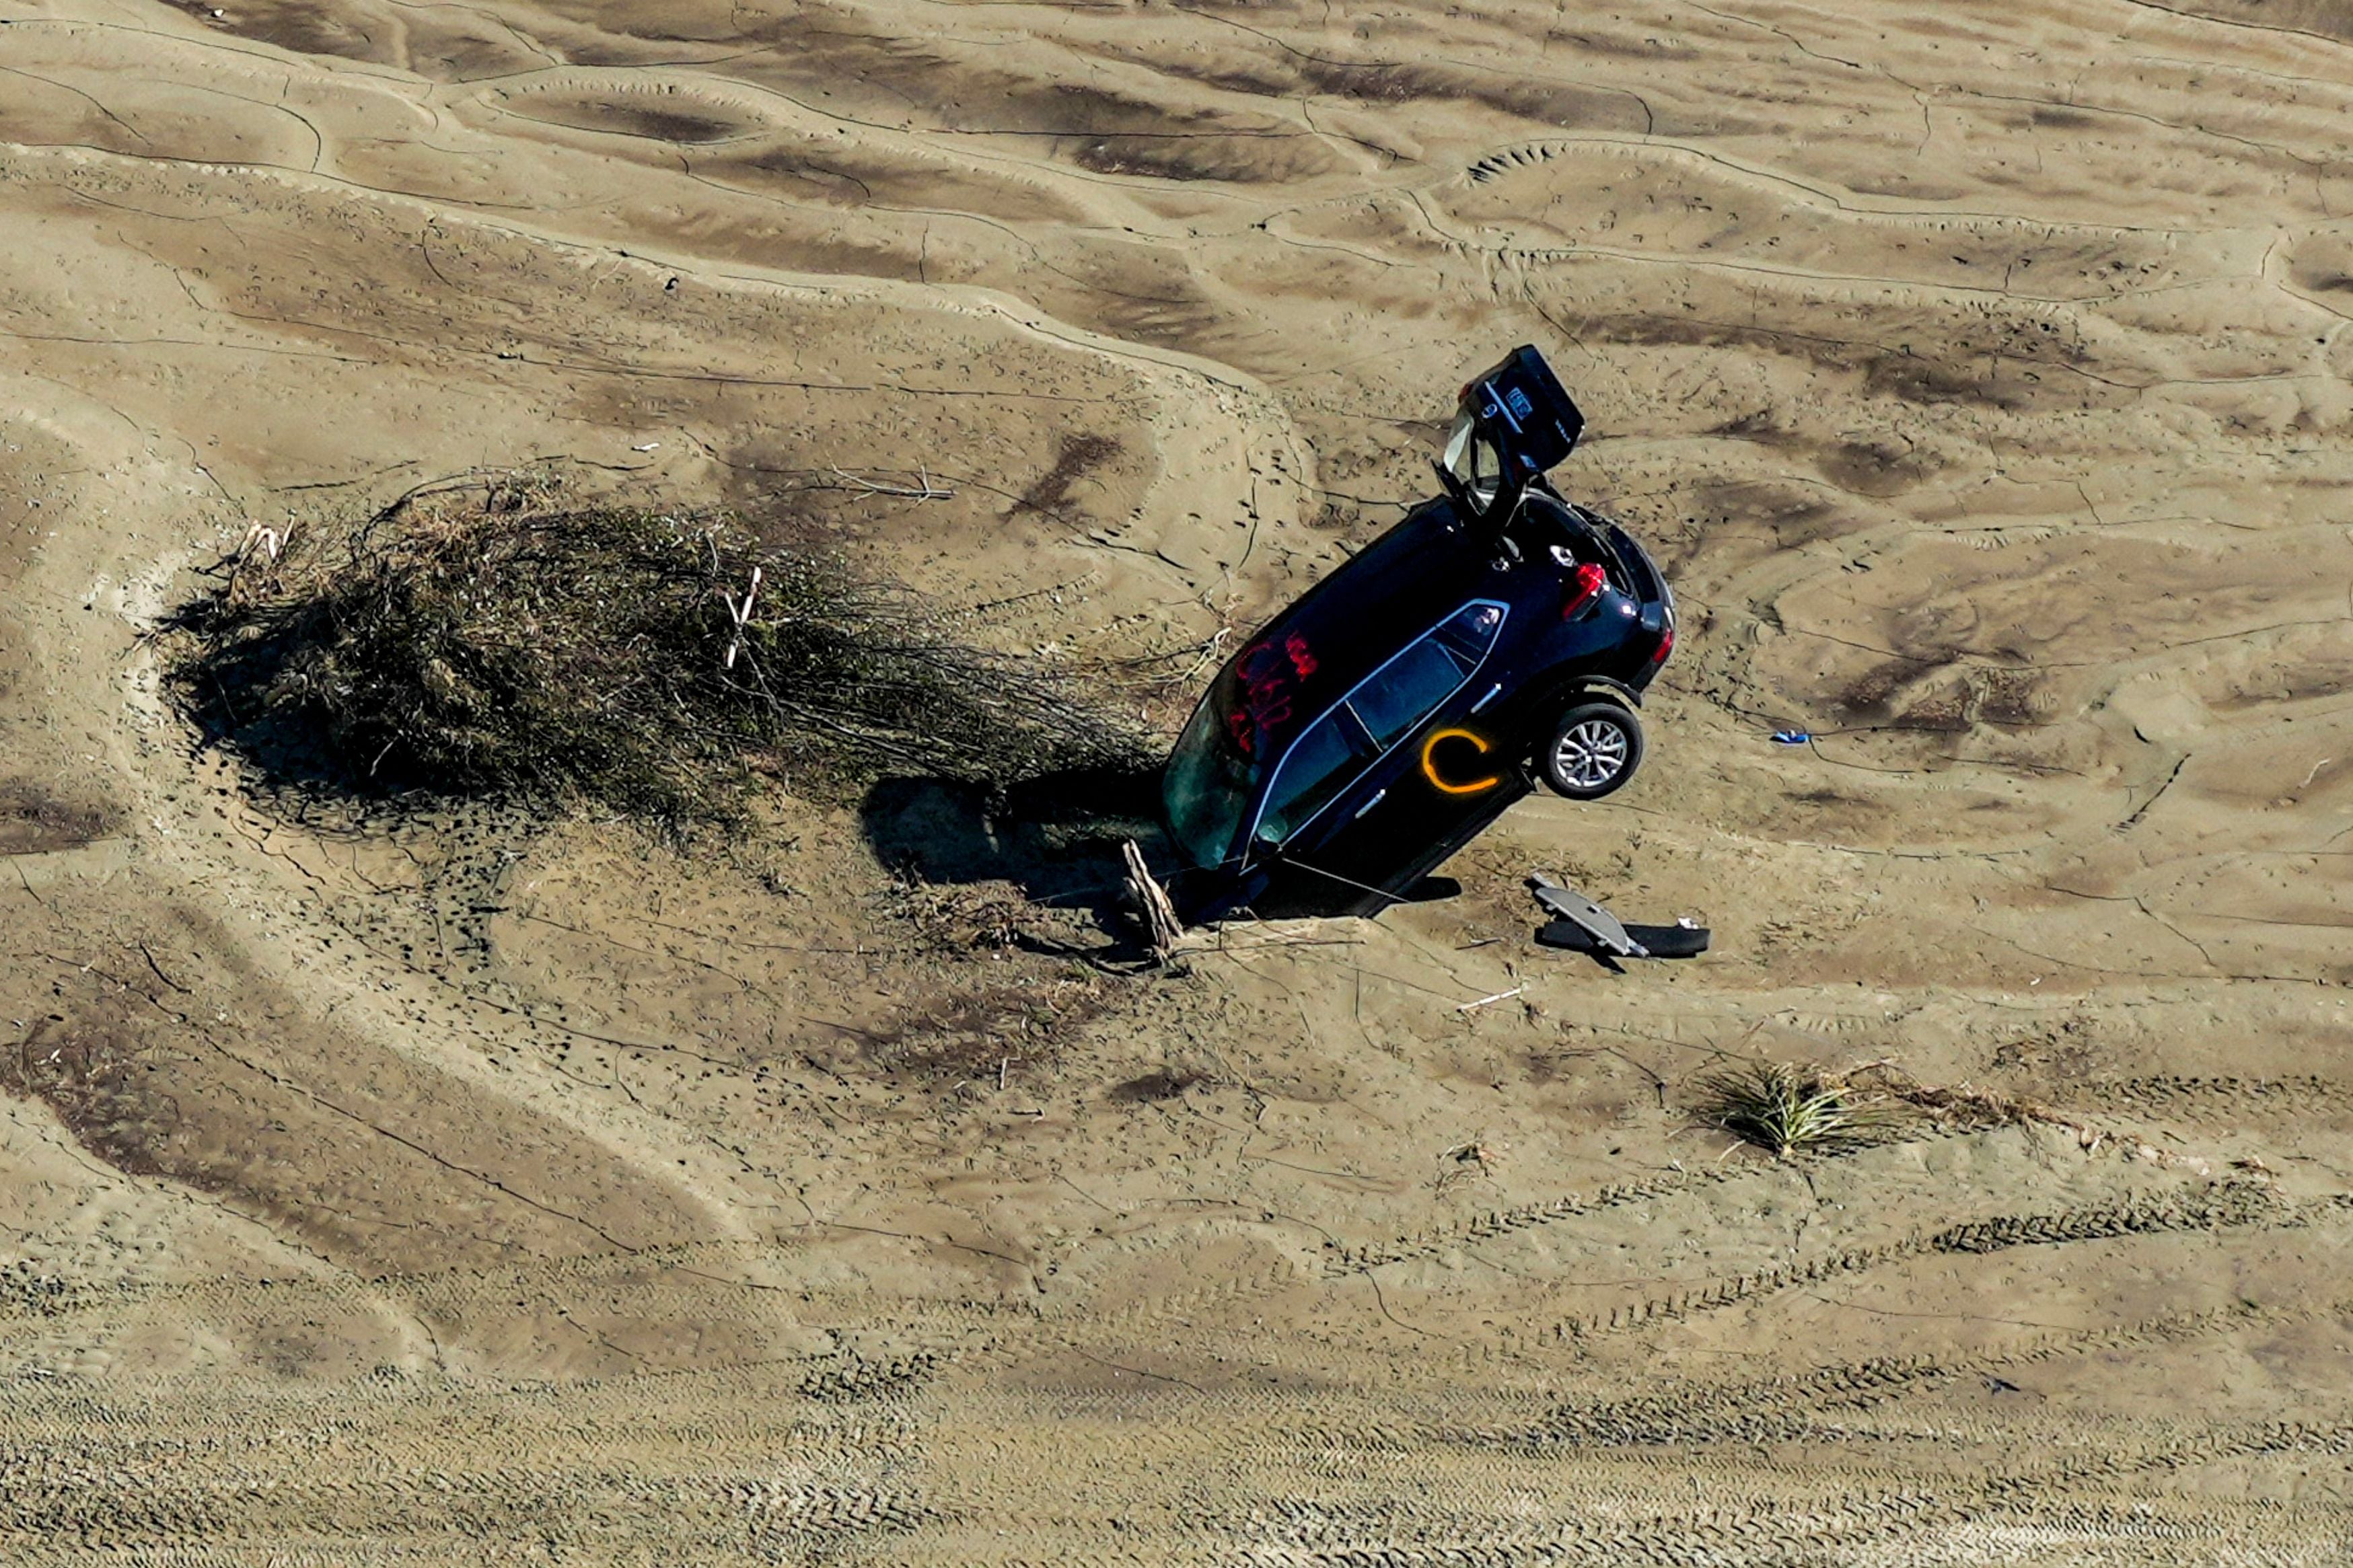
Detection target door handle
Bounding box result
[1352,788,1387,820]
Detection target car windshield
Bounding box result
[1165,691,1256,868]
[1165,628,1322,866]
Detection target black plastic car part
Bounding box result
[1536,919,1712,959]
[1529,874,1710,959]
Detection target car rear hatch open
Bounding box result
[1437,345,1584,527]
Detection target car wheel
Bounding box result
[1540,702,1644,800]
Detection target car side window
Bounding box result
[1256,710,1366,844]
[1251,603,1507,848]
[1346,603,1507,750]
[1433,601,1506,665]
[1349,640,1465,749]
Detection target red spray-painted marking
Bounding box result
[1225,633,1317,756]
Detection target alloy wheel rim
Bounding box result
[1555,720,1629,788]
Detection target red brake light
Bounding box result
[1562,562,1607,620]
[1649,623,1675,666]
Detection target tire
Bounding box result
[1539,701,1644,799]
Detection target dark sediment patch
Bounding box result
[160,0,393,65]
[1297,57,1649,130]
[1818,439,1936,499]
[1976,666,2046,726]
[0,780,116,854]
[1069,133,1339,183]
[1018,433,1124,519]
[1690,479,1869,550]
[1550,310,2092,413]
[497,87,756,145]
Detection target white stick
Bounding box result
[237,521,283,564]
[1455,985,1524,1013]
[722,564,762,671]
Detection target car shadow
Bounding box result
[859,763,1470,939]
[857,763,1173,953]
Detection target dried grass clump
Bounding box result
[168,474,1147,827]
[1690,1059,1909,1157]
[1847,1062,2214,1171]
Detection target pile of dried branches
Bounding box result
[167,474,1147,827]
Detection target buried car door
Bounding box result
[1263,600,1529,911]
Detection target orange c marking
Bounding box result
[1421,728,1501,795]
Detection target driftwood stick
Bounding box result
[828,465,955,500]
[1122,839,1182,963]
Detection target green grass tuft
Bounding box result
[1689,1059,1908,1157]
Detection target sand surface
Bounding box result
[5,0,2353,1559]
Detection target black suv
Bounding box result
[1162,346,1675,919]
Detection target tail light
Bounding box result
[1561,561,1607,620]
[1648,622,1675,667]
